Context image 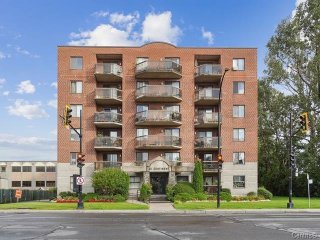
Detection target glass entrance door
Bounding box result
[150,173,168,194]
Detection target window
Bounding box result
[46,181,56,187]
[1,166,6,172]
[136,152,148,161]
[165,81,180,88]
[233,152,245,165]
[12,181,21,187]
[103,153,118,162]
[233,105,245,118]
[130,176,141,189]
[12,166,21,172]
[36,181,45,187]
[233,128,245,141]
[136,57,148,64]
[137,128,148,137]
[70,128,81,141]
[46,166,56,172]
[36,166,45,172]
[164,105,180,112]
[232,58,245,71]
[233,82,245,94]
[205,176,218,186]
[70,57,83,70]
[22,181,32,187]
[70,152,77,165]
[165,128,180,137]
[164,152,180,161]
[136,57,149,71]
[233,176,245,188]
[71,81,83,93]
[165,57,180,64]
[136,105,148,113]
[70,105,82,117]
[22,166,32,172]
[204,153,213,161]
[177,176,188,182]
[137,81,148,89]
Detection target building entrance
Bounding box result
[150,173,168,194]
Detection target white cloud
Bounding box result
[51,82,57,88]
[47,99,57,109]
[16,80,36,94]
[0,51,10,59]
[141,11,182,45]
[109,12,139,32]
[292,0,307,17]
[201,27,214,45]
[2,91,9,96]
[0,78,5,85]
[7,99,49,120]
[15,46,40,58]
[92,11,109,17]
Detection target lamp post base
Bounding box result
[77,201,84,209]
[287,202,294,209]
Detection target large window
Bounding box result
[233,105,245,118]
[70,128,81,141]
[1,166,6,172]
[130,176,141,189]
[136,152,148,161]
[164,152,180,161]
[233,152,245,165]
[12,166,21,172]
[22,181,32,187]
[233,176,245,188]
[165,128,180,137]
[22,166,32,172]
[204,153,213,161]
[36,166,45,172]
[70,57,83,70]
[70,152,77,165]
[46,166,56,172]
[12,181,21,187]
[103,153,118,162]
[232,58,245,71]
[46,181,56,187]
[70,105,82,118]
[36,181,45,187]
[71,81,83,94]
[205,176,218,186]
[233,128,245,141]
[233,82,245,94]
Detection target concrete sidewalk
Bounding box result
[149,202,175,212]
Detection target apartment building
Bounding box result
[0,160,57,190]
[57,42,257,196]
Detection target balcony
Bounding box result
[194,137,220,150]
[195,64,222,82]
[195,88,220,105]
[95,88,122,105]
[136,85,182,103]
[136,110,181,126]
[94,161,122,170]
[136,135,182,150]
[194,112,220,128]
[135,61,182,79]
[202,161,219,172]
[94,112,122,128]
[94,63,122,82]
[94,137,122,151]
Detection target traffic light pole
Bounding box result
[77,110,84,209]
[287,113,294,209]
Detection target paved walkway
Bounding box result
[149,202,175,212]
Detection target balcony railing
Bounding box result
[202,161,219,171]
[135,61,182,78]
[195,137,219,149]
[94,112,122,127]
[195,64,222,82]
[95,88,122,104]
[94,137,122,150]
[195,88,220,105]
[195,112,220,127]
[95,161,122,170]
[95,63,122,82]
[136,135,181,149]
[136,110,181,125]
[136,85,181,102]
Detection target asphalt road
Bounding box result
[0,212,320,240]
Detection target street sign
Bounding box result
[309,179,313,184]
[76,177,85,185]
[15,189,22,199]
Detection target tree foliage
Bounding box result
[193,160,204,193]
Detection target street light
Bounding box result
[217,67,229,208]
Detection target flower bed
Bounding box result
[87,199,114,203]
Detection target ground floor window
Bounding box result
[12,181,21,187]
[36,181,45,187]
[22,181,32,187]
[204,176,217,186]
[176,176,188,182]
[233,175,245,188]
[46,181,56,187]
[130,176,141,189]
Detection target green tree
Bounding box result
[193,160,204,193]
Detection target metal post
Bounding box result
[217,68,229,208]
[307,174,310,208]
[77,110,84,209]
[287,113,294,208]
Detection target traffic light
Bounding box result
[299,112,309,133]
[290,153,296,168]
[77,153,85,167]
[64,105,72,128]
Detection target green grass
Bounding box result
[174,197,320,210]
[0,201,149,210]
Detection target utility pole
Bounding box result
[287,113,294,209]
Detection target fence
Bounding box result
[0,189,56,204]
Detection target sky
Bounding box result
[0,0,303,161]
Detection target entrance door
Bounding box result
[150,173,168,194]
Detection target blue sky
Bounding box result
[0,0,300,161]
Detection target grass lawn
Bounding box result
[174,196,320,210]
[0,201,148,210]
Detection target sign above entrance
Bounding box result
[149,160,170,172]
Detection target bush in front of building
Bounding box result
[59,191,77,198]
[221,188,231,194]
[173,182,196,195]
[174,193,194,202]
[247,191,257,197]
[258,187,273,200]
[139,183,152,203]
[166,184,175,201]
[220,191,232,202]
[192,160,204,193]
[92,168,130,199]
[193,193,208,201]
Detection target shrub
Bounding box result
[193,193,208,201]
[174,193,193,202]
[221,188,231,194]
[83,193,99,202]
[173,182,195,195]
[193,160,204,193]
[92,168,130,199]
[208,194,217,200]
[248,195,260,201]
[258,187,273,200]
[139,183,152,203]
[59,191,77,198]
[166,184,175,201]
[247,191,257,197]
[113,194,126,202]
[220,192,232,202]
